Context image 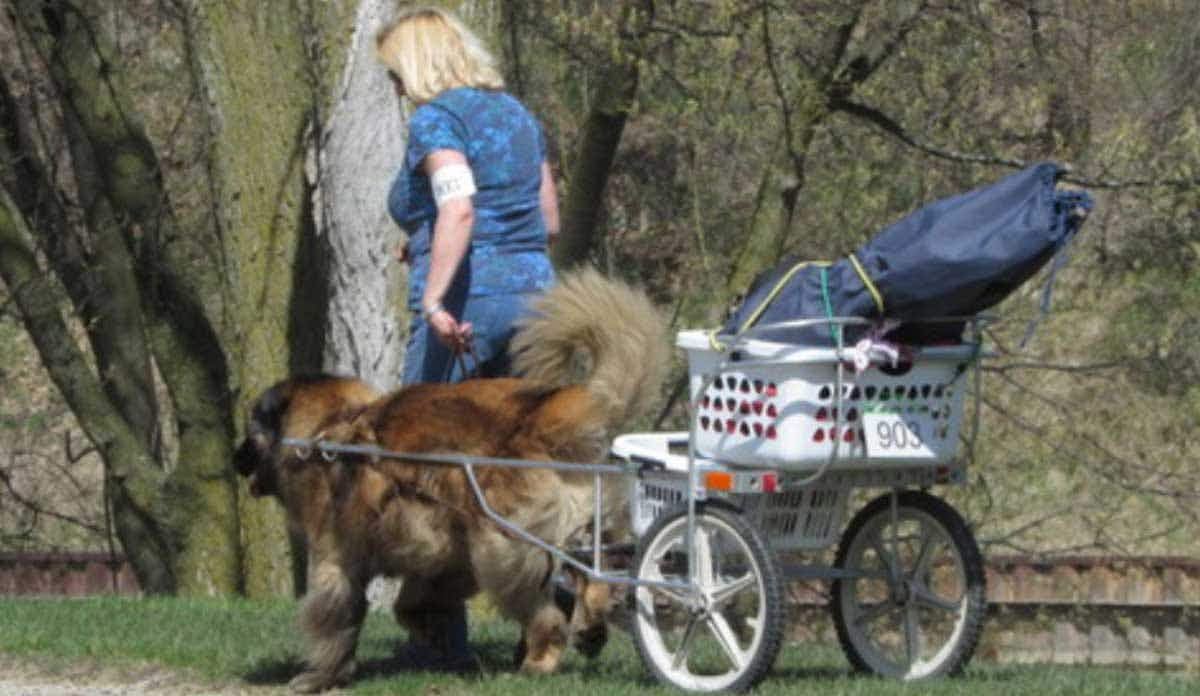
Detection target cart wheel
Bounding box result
[631,502,785,692]
[830,490,986,679]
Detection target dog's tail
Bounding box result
[510,266,670,430]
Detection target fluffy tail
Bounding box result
[511,267,670,430]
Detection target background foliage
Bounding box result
[504,0,1200,557]
[1,0,1198,591]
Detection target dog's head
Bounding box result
[234,375,380,498]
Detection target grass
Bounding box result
[0,596,1196,695]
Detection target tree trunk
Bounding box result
[185,0,361,596]
[314,0,407,391]
[552,57,639,270]
[4,0,245,594]
[0,188,177,592]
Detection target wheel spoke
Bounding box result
[910,520,937,579]
[639,551,694,609]
[648,584,693,610]
[706,610,748,670]
[852,598,897,628]
[710,572,756,607]
[833,494,985,681]
[911,583,961,613]
[692,524,716,587]
[903,602,921,667]
[670,615,703,671]
[635,507,784,692]
[849,567,891,581]
[869,530,899,583]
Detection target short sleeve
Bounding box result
[405,104,469,172]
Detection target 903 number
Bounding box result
[873,419,924,451]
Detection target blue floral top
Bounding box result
[388,87,555,307]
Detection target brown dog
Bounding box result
[233,268,669,692]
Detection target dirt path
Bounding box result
[0,657,285,696]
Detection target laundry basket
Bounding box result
[678,330,979,470]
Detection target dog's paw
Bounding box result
[288,661,354,694]
[518,656,559,676]
[572,621,608,659]
[288,672,331,694]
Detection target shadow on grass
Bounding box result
[357,635,522,680]
[241,656,305,686]
[239,634,524,687]
[764,665,1019,688]
[766,665,858,681]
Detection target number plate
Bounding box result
[862,409,941,459]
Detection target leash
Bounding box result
[440,338,481,382]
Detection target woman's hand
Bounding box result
[427,307,473,352]
[392,240,411,264]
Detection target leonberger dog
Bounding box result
[234,268,669,692]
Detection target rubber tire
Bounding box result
[830,490,986,679]
[631,501,786,692]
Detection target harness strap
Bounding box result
[369,462,526,542]
[819,267,841,345]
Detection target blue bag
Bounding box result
[722,161,1093,346]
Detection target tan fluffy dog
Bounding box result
[233,268,668,692]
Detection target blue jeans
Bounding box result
[402,291,535,386]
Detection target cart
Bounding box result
[608,316,990,691]
[284,316,990,692]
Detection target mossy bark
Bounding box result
[186,0,360,596]
[6,0,243,594]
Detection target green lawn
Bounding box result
[0,596,1195,695]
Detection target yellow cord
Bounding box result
[711,255,883,349]
[847,253,884,316]
[736,260,830,335]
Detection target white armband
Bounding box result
[430,163,477,207]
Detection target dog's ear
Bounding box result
[250,381,294,438]
[233,432,264,477]
[232,380,296,493]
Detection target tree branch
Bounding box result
[832,96,1200,189]
[983,359,1126,375]
[0,452,106,537]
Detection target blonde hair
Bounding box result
[375,6,504,104]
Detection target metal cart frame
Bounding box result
[283,315,991,692]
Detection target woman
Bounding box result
[378,6,559,387]
[374,5,559,668]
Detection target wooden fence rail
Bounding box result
[4,551,1199,605]
[0,552,139,596]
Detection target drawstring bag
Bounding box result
[722,161,1093,346]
